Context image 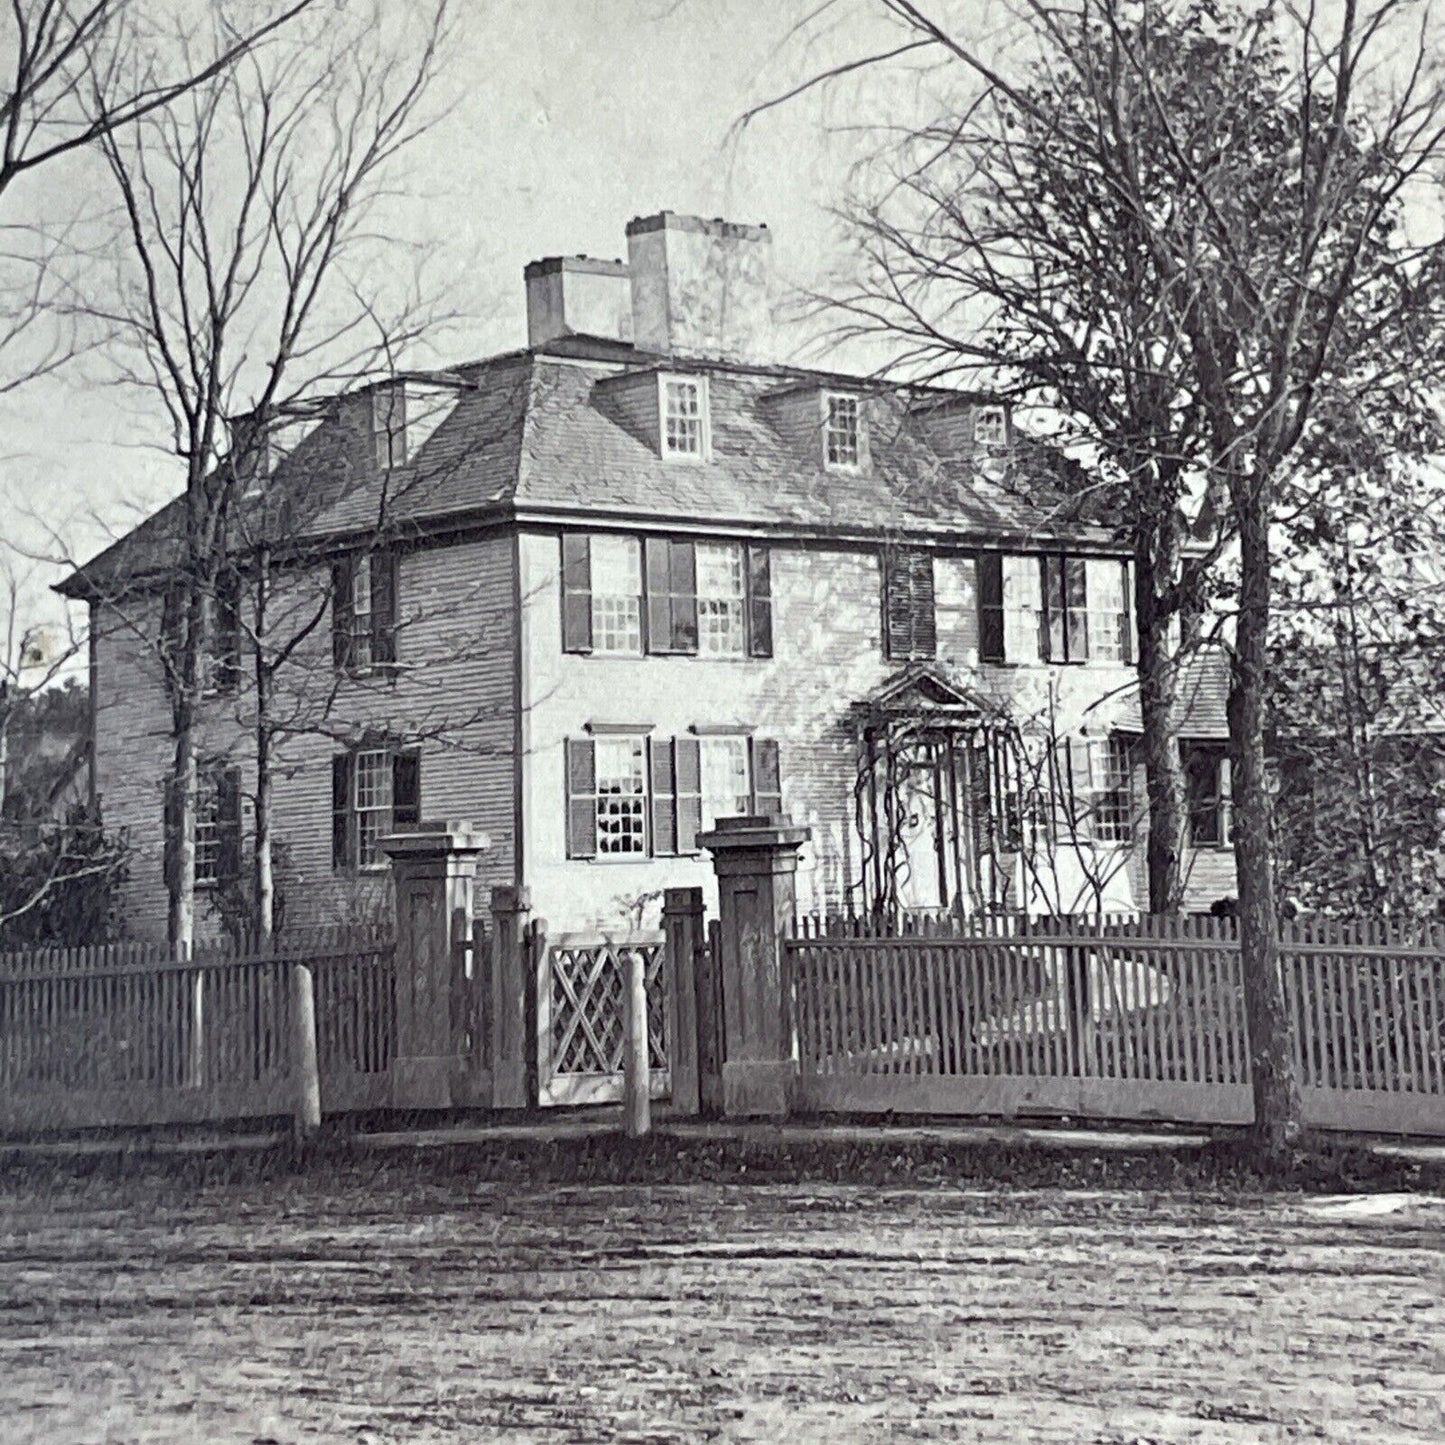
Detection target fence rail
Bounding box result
[0,927,397,1134]
[788,914,1445,1135]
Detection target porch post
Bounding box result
[698,814,811,1118]
[381,820,489,1110]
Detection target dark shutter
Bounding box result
[675,736,702,853]
[745,545,773,657]
[216,767,242,881]
[1119,559,1135,665]
[392,750,420,828]
[978,554,1005,663]
[884,549,935,661]
[331,558,355,670]
[371,550,399,666]
[565,738,597,859]
[331,752,352,869]
[1065,557,1089,661]
[561,534,593,652]
[649,737,677,855]
[669,540,697,651]
[751,738,783,820]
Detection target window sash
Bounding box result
[590,535,644,655]
[663,378,704,456]
[696,542,745,656]
[1186,748,1232,847]
[353,748,393,868]
[825,395,860,467]
[1082,739,1133,844]
[701,735,751,828]
[594,736,648,856]
[194,775,222,884]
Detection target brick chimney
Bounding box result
[524,255,633,348]
[625,212,774,361]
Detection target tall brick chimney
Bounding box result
[524,255,633,348]
[625,212,774,361]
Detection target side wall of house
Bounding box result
[91,532,518,942]
[518,529,1146,934]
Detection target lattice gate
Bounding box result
[534,932,671,1107]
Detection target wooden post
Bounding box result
[623,945,651,1138]
[662,887,704,1116]
[290,962,322,1142]
[489,884,530,1110]
[187,949,206,1089]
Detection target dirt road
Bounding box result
[2,1166,1442,1443]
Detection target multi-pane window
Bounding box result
[701,736,751,827]
[595,737,648,856]
[1041,556,1089,662]
[591,535,644,654]
[1085,558,1133,664]
[331,744,420,870]
[696,543,746,656]
[662,377,705,457]
[1186,745,1232,847]
[825,394,860,468]
[351,555,373,669]
[1078,738,1133,844]
[974,406,1007,445]
[332,550,398,672]
[191,766,240,887]
[566,734,782,858]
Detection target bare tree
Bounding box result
[84,0,450,952]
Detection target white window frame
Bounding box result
[589,534,644,656]
[659,374,709,461]
[1001,555,1042,664]
[353,747,393,870]
[974,405,1007,445]
[594,735,649,857]
[1085,558,1133,665]
[1081,738,1133,845]
[350,553,374,670]
[194,772,223,886]
[824,392,862,469]
[700,734,752,829]
[696,541,746,657]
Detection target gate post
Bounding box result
[697,814,811,1118]
[662,887,704,1116]
[489,884,530,1110]
[381,821,489,1110]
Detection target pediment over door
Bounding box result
[850,663,992,735]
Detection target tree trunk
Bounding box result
[1231,499,1302,1164]
[166,715,197,956]
[253,545,275,944]
[1134,542,1187,914]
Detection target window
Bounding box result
[825,394,861,468]
[372,383,407,469]
[883,549,936,661]
[934,556,977,665]
[1186,745,1232,847]
[662,376,706,458]
[566,735,782,858]
[1085,558,1133,664]
[193,765,241,886]
[560,534,772,659]
[1041,556,1089,663]
[332,550,398,672]
[331,744,420,869]
[979,554,1042,664]
[974,406,1007,445]
[592,535,645,654]
[1070,737,1133,844]
[696,543,746,656]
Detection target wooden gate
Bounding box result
[533,931,670,1107]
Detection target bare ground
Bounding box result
[2,1163,1443,1443]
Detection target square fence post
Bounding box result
[488,884,531,1110]
[662,887,704,1116]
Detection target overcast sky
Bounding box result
[0,0,953,642]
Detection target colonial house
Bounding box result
[60,211,1235,941]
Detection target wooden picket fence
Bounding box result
[789,913,1445,1135]
[0,927,396,1134]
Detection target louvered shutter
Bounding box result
[331,753,352,868]
[675,736,702,853]
[561,534,593,652]
[392,750,420,827]
[884,550,935,661]
[649,737,677,855]
[751,738,783,820]
[371,550,399,666]
[977,554,1005,662]
[216,767,242,881]
[745,545,772,657]
[565,738,597,859]
[331,558,355,670]
[669,540,697,652]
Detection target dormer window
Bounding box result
[825,393,861,468]
[372,382,408,469]
[662,375,707,458]
[974,405,1006,446]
